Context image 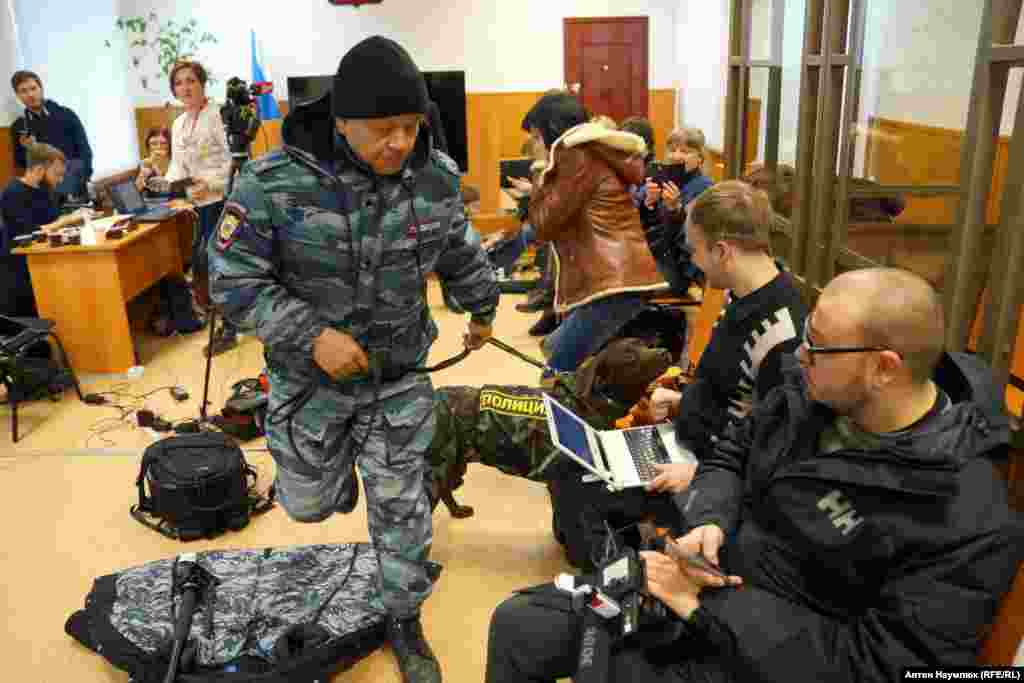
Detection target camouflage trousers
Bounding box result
[265,367,437,619]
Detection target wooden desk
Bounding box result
[13,212,195,373]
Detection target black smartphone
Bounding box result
[500,158,534,189]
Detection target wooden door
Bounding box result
[564,17,649,123]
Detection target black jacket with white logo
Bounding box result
[675,352,1023,683]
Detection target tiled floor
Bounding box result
[1,282,577,683]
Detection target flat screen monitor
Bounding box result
[286,70,468,172]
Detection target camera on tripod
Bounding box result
[220,77,271,157]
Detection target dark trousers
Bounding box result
[486,587,690,683]
[195,200,236,337]
[548,466,684,572]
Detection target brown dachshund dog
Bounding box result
[428,338,675,518]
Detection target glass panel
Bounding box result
[748,68,771,166]
[779,0,806,166]
[749,0,777,61]
[841,0,985,292]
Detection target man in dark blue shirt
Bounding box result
[1,143,87,316]
[9,70,93,200]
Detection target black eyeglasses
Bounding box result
[800,321,898,364]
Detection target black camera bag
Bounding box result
[131,432,273,541]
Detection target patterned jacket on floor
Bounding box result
[66,543,387,678]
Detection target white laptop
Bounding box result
[543,393,697,491]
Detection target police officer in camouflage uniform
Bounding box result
[208,36,499,683]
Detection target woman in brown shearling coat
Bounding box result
[524,94,666,379]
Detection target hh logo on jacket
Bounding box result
[816,489,864,536]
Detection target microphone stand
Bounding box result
[196,100,260,428]
[163,553,217,683]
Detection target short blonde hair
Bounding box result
[689,180,773,252]
[667,127,706,156]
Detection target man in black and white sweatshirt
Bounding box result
[487,266,1023,683]
[548,180,808,570]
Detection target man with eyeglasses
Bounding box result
[485,266,1022,683]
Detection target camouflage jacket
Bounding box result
[208,131,499,382]
[67,543,386,673]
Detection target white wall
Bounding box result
[118,0,681,107]
[0,0,24,125]
[675,0,729,151]
[10,0,139,175]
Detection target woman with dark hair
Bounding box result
[135,127,173,195]
[521,92,667,379]
[130,125,203,337]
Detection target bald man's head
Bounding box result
[820,268,944,384]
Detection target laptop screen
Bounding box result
[547,398,598,469]
[110,181,145,213]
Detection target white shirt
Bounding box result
[166,99,233,206]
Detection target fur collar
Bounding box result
[539,123,647,186]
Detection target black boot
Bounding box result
[204,324,238,357]
[528,310,559,337]
[336,466,360,513]
[515,285,553,313]
[387,614,442,683]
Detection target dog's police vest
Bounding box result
[65,543,386,682]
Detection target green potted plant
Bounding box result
[106,12,218,121]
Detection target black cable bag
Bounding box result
[131,432,273,541]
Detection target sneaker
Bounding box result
[516,289,553,313]
[528,310,559,337]
[387,615,441,683]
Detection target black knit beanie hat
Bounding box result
[333,36,429,119]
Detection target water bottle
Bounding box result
[80,209,98,246]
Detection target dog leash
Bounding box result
[484,338,610,422]
[486,337,551,372]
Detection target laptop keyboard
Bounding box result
[622,428,671,481]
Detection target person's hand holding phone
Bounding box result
[644,179,662,208]
[663,181,682,212]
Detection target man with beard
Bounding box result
[1,143,91,316]
[9,71,93,201]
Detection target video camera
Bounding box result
[220,77,271,158]
[566,547,671,641]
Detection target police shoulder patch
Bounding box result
[249,150,291,176]
[216,203,247,251]
[431,150,461,178]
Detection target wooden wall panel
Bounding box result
[463,91,547,217]
[462,88,677,221]
[703,97,763,182]
[647,89,677,158]
[0,126,16,189]
[864,116,1005,225]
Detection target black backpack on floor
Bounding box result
[131,432,274,541]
